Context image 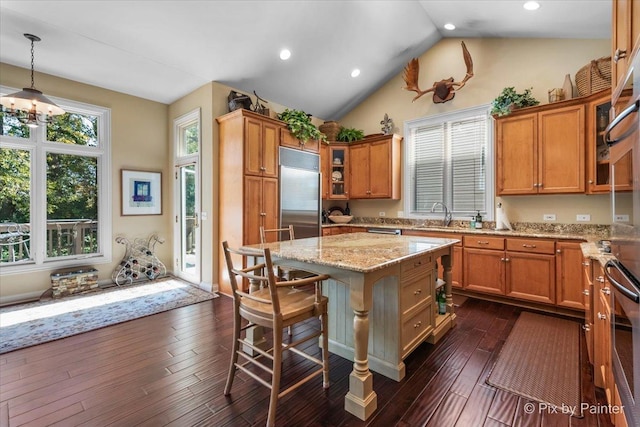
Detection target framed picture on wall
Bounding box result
[121,169,162,215]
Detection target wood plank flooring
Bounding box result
[0,294,614,426]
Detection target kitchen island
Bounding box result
[241,232,457,421]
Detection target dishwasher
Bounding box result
[366,228,402,235]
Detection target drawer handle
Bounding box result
[414,289,422,295]
[601,287,610,295]
[582,324,590,332]
[582,261,590,266]
[522,244,536,248]
[582,289,589,296]
[596,276,605,283]
[478,241,490,245]
[413,321,422,329]
[597,312,607,320]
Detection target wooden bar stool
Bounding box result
[259,225,314,281]
[221,241,330,427]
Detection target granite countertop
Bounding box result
[323,218,610,242]
[241,233,458,273]
[580,241,615,266]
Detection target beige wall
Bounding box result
[1,63,170,303]
[337,38,615,224]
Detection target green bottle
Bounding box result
[438,288,446,315]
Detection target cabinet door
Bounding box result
[244,175,263,245]
[538,105,585,193]
[280,128,320,153]
[505,252,556,304]
[320,143,330,199]
[496,113,537,195]
[556,241,586,310]
[329,145,349,199]
[463,248,505,295]
[369,138,392,198]
[244,118,279,178]
[349,143,371,198]
[612,0,631,91]
[586,95,613,193]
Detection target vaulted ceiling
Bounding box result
[0,1,611,120]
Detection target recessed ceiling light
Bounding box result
[444,23,456,31]
[279,49,291,60]
[351,69,361,78]
[523,1,540,11]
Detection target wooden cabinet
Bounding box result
[399,253,435,358]
[586,90,634,193]
[320,143,330,200]
[280,128,320,153]
[582,256,595,364]
[496,104,585,195]
[505,238,556,305]
[593,263,613,406]
[217,109,282,295]
[555,241,586,310]
[403,230,463,288]
[612,0,640,95]
[326,144,349,199]
[349,134,402,199]
[463,236,506,295]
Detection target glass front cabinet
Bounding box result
[586,90,633,193]
[328,144,349,199]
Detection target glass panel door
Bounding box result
[176,163,199,282]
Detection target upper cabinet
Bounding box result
[496,102,585,195]
[280,128,320,153]
[244,115,280,178]
[586,90,634,193]
[349,134,402,199]
[612,0,640,95]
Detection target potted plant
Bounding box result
[277,109,327,144]
[490,87,540,117]
[337,127,365,142]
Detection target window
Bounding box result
[404,104,494,220]
[0,86,111,273]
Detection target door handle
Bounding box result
[194,213,199,228]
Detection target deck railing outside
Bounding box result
[0,219,98,263]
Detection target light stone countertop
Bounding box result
[241,232,458,273]
[324,221,609,242]
[580,241,615,266]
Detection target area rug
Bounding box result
[0,278,216,354]
[486,311,581,414]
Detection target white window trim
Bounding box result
[1,85,112,275]
[403,104,495,221]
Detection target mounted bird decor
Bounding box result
[403,41,474,104]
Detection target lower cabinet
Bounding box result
[556,241,586,309]
[402,230,463,288]
[463,236,506,295]
[505,238,556,304]
[593,262,613,407]
[400,253,435,358]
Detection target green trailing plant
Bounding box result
[490,87,540,117]
[277,109,327,144]
[336,127,365,142]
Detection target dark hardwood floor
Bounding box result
[0,293,614,427]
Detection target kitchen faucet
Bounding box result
[431,202,452,227]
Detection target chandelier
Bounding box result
[0,34,65,128]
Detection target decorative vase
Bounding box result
[562,74,574,100]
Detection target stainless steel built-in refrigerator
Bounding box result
[279,147,321,239]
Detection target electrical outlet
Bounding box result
[615,214,630,222]
[543,214,556,221]
[397,211,404,218]
[379,211,386,217]
[576,214,591,222]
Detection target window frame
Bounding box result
[403,104,495,221]
[1,85,112,275]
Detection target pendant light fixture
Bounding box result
[0,33,65,128]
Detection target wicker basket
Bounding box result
[575,56,611,96]
[319,121,340,142]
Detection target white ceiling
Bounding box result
[0,1,611,120]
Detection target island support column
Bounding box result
[441,253,456,325]
[344,273,377,420]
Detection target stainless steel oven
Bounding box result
[604,46,640,427]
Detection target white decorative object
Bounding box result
[328,215,353,224]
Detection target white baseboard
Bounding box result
[0,290,43,307]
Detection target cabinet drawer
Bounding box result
[402,304,433,354]
[401,254,433,283]
[401,275,433,312]
[506,238,555,254]
[463,236,505,250]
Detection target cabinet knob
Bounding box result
[588,180,594,184]
[414,289,422,295]
[582,324,590,331]
[260,166,266,171]
[522,244,537,248]
[614,48,627,62]
[597,312,607,320]
[601,287,610,295]
[582,289,589,296]
[556,249,562,254]
[413,321,422,329]
[596,276,605,283]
